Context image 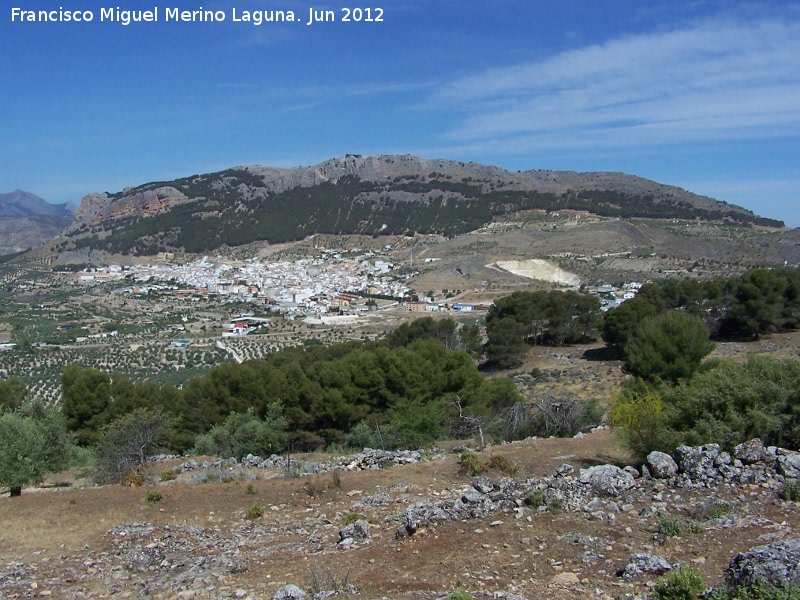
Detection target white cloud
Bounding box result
[433,16,800,150]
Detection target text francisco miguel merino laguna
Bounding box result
[10,6,385,25]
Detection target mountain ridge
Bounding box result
[0,189,75,217]
[62,155,785,256]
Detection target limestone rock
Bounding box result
[726,538,800,590]
[734,439,766,465]
[339,519,370,543]
[777,454,800,479]
[622,553,672,579]
[273,584,307,600]
[675,443,720,479]
[647,451,678,478]
[579,465,636,496]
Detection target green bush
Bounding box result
[609,381,674,459]
[95,408,174,485]
[525,490,546,509]
[344,420,380,449]
[245,503,264,520]
[0,400,74,496]
[782,480,800,502]
[654,567,705,600]
[447,592,473,600]
[146,490,164,504]
[662,355,800,451]
[193,404,287,460]
[459,452,487,476]
[657,514,685,538]
[624,310,715,384]
[341,512,363,525]
[709,581,800,599]
[160,469,178,482]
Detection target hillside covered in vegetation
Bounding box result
[59,155,784,256]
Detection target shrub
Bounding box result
[344,420,380,449]
[609,380,675,459]
[530,394,603,438]
[688,520,705,534]
[95,408,174,485]
[459,452,487,476]
[547,498,563,514]
[488,454,518,475]
[708,581,800,599]
[654,567,705,600]
[193,404,287,460]
[525,490,546,509]
[304,476,326,498]
[309,565,352,597]
[341,512,363,525]
[661,355,800,451]
[329,470,342,489]
[160,469,178,482]
[448,592,473,600]
[657,514,685,538]
[624,310,715,384]
[782,480,800,501]
[245,503,264,520]
[245,483,256,495]
[694,499,734,521]
[146,490,163,504]
[0,400,73,496]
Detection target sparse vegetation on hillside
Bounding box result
[63,163,783,256]
[612,354,800,458]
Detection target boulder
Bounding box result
[646,451,678,479]
[555,463,575,476]
[273,584,307,600]
[675,443,720,479]
[777,454,800,479]
[578,465,636,496]
[622,553,672,579]
[726,538,800,590]
[339,519,370,543]
[734,439,766,465]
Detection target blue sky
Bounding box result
[2,1,799,226]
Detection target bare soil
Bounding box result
[2,428,799,599]
[3,334,800,599]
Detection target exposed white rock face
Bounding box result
[492,259,581,286]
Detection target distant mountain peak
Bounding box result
[0,190,75,217]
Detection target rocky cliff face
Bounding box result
[243,154,731,212]
[70,187,190,230]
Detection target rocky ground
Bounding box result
[2,431,800,600]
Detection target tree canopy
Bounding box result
[624,310,715,384]
[0,400,72,496]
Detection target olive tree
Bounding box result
[95,408,174,484]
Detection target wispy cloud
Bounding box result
[432,14,800,151]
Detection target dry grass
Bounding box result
[3,333,800,598]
